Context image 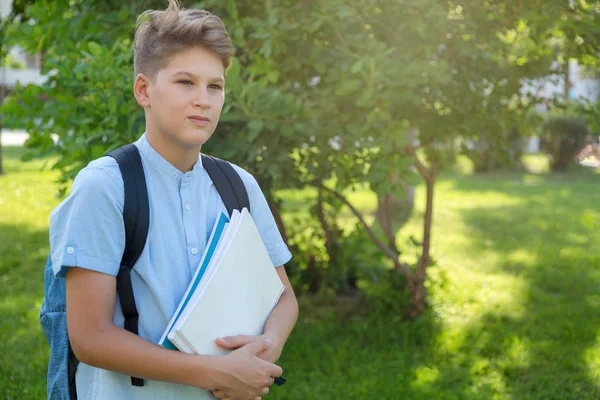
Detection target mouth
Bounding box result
[188,116,210,126]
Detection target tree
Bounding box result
[7,0,599,317]
[203,0,548,315]
[3,1,148,187]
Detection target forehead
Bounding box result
[160,46,225,78]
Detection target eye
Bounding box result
[178,79,193,85]
[209,84,223,90]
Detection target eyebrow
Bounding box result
[172,71,224,83]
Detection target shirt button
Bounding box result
[66,247,75,255]
[191,248,198,255]
[185,203,191,211]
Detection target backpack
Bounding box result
[39,144,250,400]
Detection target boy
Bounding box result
[49,1,298,399]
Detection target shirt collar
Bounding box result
[134,133,204,183]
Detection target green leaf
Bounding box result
[226,0,239,20]
[118,6,130,22]
[225,58,243,95]
[248,119,264,131]
[266,71,280,83]
[356,88,375,108]
[402,171,422,187]
[248,129,261,142]
[88,41,103,57]
[351,59,364,74]
[91,145,105,160]
[335,79,362,96]
[21,151,37,162]
[108,97,117,114]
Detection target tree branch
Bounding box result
[404,142,431,181]
[317,183,413,281]
[317,189,338,265]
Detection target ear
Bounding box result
[133,73,152,108]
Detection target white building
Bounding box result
[1,0,46,91]
[522,59,599,108]
[521,59,598,152]
[0,0,10,19]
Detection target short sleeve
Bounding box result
[49,161,125,278]
[232,165,292,267]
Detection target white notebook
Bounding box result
[160,208,285,355]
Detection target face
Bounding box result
[134,46,226,149]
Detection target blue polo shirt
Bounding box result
[49,133,292,399]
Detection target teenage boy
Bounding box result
[49,1,298,399]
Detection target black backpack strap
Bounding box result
[68,347,79,399]
[108,144,149,387]
[202,154,251,216]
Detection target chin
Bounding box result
[180,128,213,147]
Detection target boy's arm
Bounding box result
[66,267,281,396]
[261,266,299,361]
[216,266,299,363]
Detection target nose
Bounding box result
[192,88,210,109]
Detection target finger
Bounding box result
[216,334,257,349]
[214,390,229,399]
[261,386,270,396]
[257,360,283,379]
[239,337,272,355]
[211,389,226,399]
[266,362,283,378]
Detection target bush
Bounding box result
[462,127,527,172]
[540,117,590,171]
[284,193,397,299]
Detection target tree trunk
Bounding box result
[374,174,414,253]
[0,124,3,176]
[376,193,397,250]
[563,58,570,101]
[408,275,427,318]
[316,189,338,265]
[409,160,436,317]
[0,80,4,176]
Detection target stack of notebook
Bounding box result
[159,208,285,356]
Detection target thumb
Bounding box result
[239,337,272,355]
[216,335,256,349]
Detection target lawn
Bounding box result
[1,147,600,399]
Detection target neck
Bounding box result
[145,128,201,173]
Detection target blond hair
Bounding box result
[134,0,233,79]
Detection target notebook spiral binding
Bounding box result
[270,286,286,316]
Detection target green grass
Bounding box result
[2,148,600,399]
[0,147,60,399]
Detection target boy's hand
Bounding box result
[209,338,282,400]
[216,334,283,364]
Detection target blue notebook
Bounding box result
[158,209,287,387]
[159,212,230,350]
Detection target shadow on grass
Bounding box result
[452,172,600,399]
[0,222,50,400]
[444,166,600,196]
[1,219,472,400]
[274,299,493,400]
